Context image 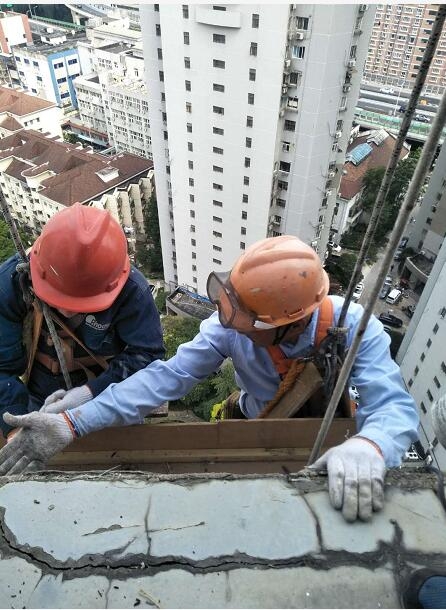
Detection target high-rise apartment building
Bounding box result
[397,233,446,470]
[140,4,374,294]
[365,4,446,94]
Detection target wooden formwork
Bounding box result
[28,418,355,474]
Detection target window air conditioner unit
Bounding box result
[284,59,291,68]
[335,130,343,138]
[325,189,333,197]
[343,84,351,93]
[295,32,304,40]
[348,59,356,68]
[279,109,285,117]
[282,85,288,94]
[359,4,367,12]
[328,170,336,178]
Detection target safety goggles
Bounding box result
[207,271,277,332]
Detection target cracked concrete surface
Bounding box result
[0,471,444,608]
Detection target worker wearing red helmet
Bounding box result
[0,203,164,439]
[0,235,418,522]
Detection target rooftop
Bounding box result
[0,129,152,206]
[339,129,410,201]
[0,86,56,116]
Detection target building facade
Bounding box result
[364,4,446,94]
[0,10,32,54]
[12,41,82,110]
[140,3,375,294]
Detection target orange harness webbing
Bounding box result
[266,297,334,379]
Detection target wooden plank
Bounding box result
[57,418,354,453]
[263,362,324,419]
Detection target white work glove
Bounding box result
[431,393,446,449]
[41,385,93,414]
[0,412,75,475]
[309,437,386,522]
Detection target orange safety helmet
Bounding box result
[30,203,130,313]
[207,235,329,331]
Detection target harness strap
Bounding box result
[266,297,334,379]
[23,301,44,385]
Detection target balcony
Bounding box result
[405,253,434,284]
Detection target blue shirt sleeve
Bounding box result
[67,314,229,434]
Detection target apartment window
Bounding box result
[213,183,223,191]
[240,242,246,249]
[213,216,223,223]
[162,112,167,123]
[421,353,425,362]
[284,119,296,131]
[184,57,191,69]
[292,45,305,59]
[282,141,291,152]
[192,277,197,284]
[189,178,194,186]
[213,146,224,154]
[296,16,309,30]
[278,180,288,191]
[408,379,413,388]
[186,102,192,113]
[161,92,166,102]
[156,24,161,36]
[188,141,193,152]
[192,265,197,272]
[248,93,255,105]
[191,239,196,246]
[289,71,300,85]
[187,122,192,133]
[241,227,247,235]
[414,365,419,376]
[252,13,259,28]
[213,258,222,265]
[159,70,164,82]
[420,401,427,414]
[154,4,159,10]
[213,5,226,10]
[213,83,225,92]
[250,42,258,57]
[184,32,190,45]
[243,176,250,186]
[213,59,225,69]
[182,4,189,18]
[242,194,248,203]
[280,161,291,172]
[433,323,439,334]
[185,80,191,91]
[245,157,251,168]
[213,165,223,173]
[441,362,446,374]
[213,200,223,207]
[192,252,196,259]
[188,160,194,169]
[189,194,195,202]
[213,105,224,115]
[213,33,226,43]
[427,338,432,348]
[213,127,224,135]
[246,116,253,127]
[427,390,434,402]
[434,376,441,389]
[276,198,286,208]
[157,48,163,60]
[249,68,256,81]
[246,137,252,148]
[190,225,195,232]
[241,211,248,220]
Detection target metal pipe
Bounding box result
[308,6,446,464]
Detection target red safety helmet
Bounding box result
[207,235,329,331]
[30,203,130,313]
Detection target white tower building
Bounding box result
[140,4,374,294]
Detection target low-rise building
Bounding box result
[0,129,153,250]
[0,85,61,138]
[331,129,410,242]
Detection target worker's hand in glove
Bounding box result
[41,385,93,414]
[0,412,75,475]
[309,436,386,523]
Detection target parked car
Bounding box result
[414,113,430,123]
[379,284,391,300]
[393,248,404,261]
[379,312,403,328]
[402,303,416,318]
[380,86,395,94]
[386,288,403,305]
[327,241,342,257]
[399,237,409,249]
[398,105,407,113]
[352,281,364,302]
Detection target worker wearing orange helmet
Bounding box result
[0,235,418,522]
[0,203,164,439]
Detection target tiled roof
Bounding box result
[339,130,410,201]
[0,86,56,117]
[0,114,23,131]
[0,130,153,205]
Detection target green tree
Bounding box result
[0,218,29,263]
[154,288,167,314]
[325,252,358,289]
[162,315,201,359]
[139,193,163,274]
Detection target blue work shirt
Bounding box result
[67,296,419,467]
[0,253,165,436]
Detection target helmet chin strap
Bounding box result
[272,315,313,345]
